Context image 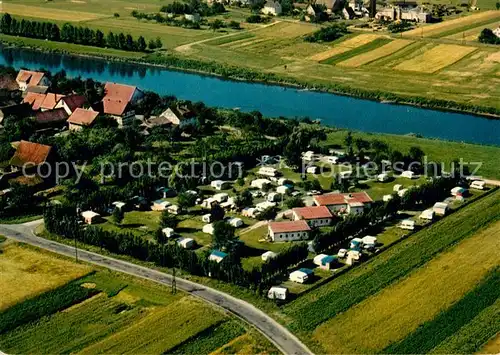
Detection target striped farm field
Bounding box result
[0,243,92,312]
[394,44,476,73]
[312,220,500,354]
[205,33,256,47]
[0,3,107,22]
[402,10,500,38]
[320,38,392,65]
[445,21,500,41]
[308,33,383,61]
[337,39,413,67]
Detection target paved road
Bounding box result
[0,220,312,355]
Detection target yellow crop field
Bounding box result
[255,22,318,38]
[445,22,500,41]
[312,220,500,354]
[0,3,107,22]
[394,44,476,73]
[308,34,383,61]
[337,39,413,67]
[403,11,500,38]
[477,332,500,354]
[79,296,226,354]
[0,243,92,311]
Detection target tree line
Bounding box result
[0,14,153,52]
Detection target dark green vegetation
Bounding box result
[479,28,500,44]
[320,38,392,64]
[388,21,414,33]
[0,13,152,52]
[0,274,97,334]
[384,267,500,354]
[304,23,349,43]
[284,189,500,332]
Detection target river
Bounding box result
[1,46,499,146]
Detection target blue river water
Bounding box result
[1,46,499,145]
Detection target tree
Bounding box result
[478,28,500,44]
[210,203,225,221]
[212,221,236,249]
[160,210,178,228]
[235,189,253,208]
[209,19,224,32]
[228,20,241,29]
[496,1,500,10]
[148,39,157,50]
[155,227,168,245]
[286,196,305,209]
[155,37,163,49]
[177,192,197,209]
[137,36,147,51]
[344,131,354,158]
[112,207,124,224]
[257,206,278,221]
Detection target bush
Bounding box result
[387,20,414,33]
[304,23,349,42]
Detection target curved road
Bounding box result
[0,220,312,355]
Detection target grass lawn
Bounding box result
[238,225,288,254]
[320,38,392,65]
[323,130,500,180]
[312,220,500,353]
[100,210,160,239]
[0,241,92,312]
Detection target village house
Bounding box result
[9,140,52,175]
[40,93,66,111]
[157,105,194,125]
[313,192,373,214]
[54,94,88,115]
[268,220,311,242]
[101,82,144,127]
[23,93,48,111]
[375,5,430,22]
[262,0,282,15]
[292,206,333,227]
[67,108,100,131]
[16,70,51,92]
[315,0,343,13]
[35,109,68,128]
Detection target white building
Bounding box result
[267,192,281,202]
[251,178,272,190]
[419,208,435,220]
[211,180,230,191]
[257,167,278,177]
[276,185,291,195]
[393,184,403,192]
[167,204,180,215]
[433,202,449,216]
[262,0,282,15]
[213,193,229,203]
[203,223,214,235]
[306,166,320,174]
[262,251,278,261]
[209,250,227,263]
[268,220,311,242]
[377,173,390,182]
[151,200,171,211]
[400,219,416,230]
[292,206,333,227]
[383,194,394,202]
[470,180,485,190]
[202,213,213,223]
[162,227,175,238]
[289,268,313,283]
[256,201,276,211]
[228,217,243,228]
[401,170,416,179]
[267,286,288,300]
[81,210,100,224]
[177,237,195,249]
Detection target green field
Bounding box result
[283,189,500,352]
[0,241,277,354]
[320,38,393,65]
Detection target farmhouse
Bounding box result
[16,70,51,91]
[262,0,282,15]
[81,210,100,224]
[157,105,194,125]
[267,286,288,300]
[209,250,227,263]
[251,178,272,189]
[289,268,313,283]
[54,94,88,115]
[314,192,373,214]
[261,251,277,261]
[67,108,100,131]
[177,237,195,249]
[292,206,333,227]
[375,5,430,22]
[268,220,311,242]
[102,82,144,127]
[433,202,449,216]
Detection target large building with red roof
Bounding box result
[292,206,333,227]
[67,108,100,131]
[16,70,51,92]
[268,220,311,242]
[313,192,373,215]
[101,82,143,127]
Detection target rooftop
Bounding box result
[314,192,373,206]
[269,220,311,233]
[10,140,52,167]
[67,108,99,126]
[293,206,333,219]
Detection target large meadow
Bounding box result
[0,240,277,354]
[1,0,500,110]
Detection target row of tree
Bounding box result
[0,14,155,52]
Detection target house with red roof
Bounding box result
[55,94,88,115]
[101,82,144,127]
[313,191,373,215]
[40,93,66,111]
[23,93,47,111]
[16,70,51,92]
[292,206,333,227]
[67,108,100,131]
[9,140,52,173]
[268,220,311,242]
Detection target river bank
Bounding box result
[1,35,499,119]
